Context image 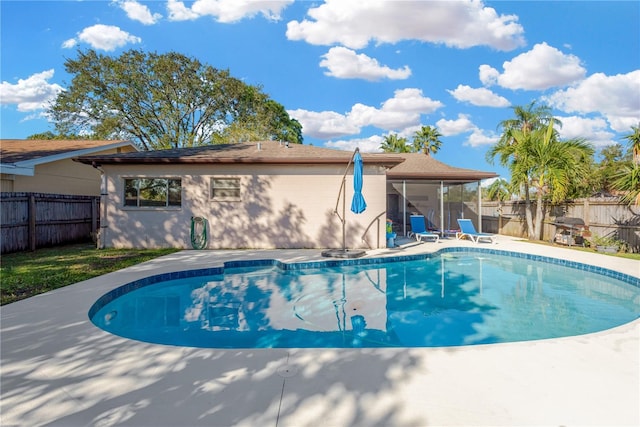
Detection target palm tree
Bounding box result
[484,178,511,234]
[497,101,560,144]
[484,178,511,202]
[612,124,640,206]
[412,125,442,156]
[487,101,561,239]
[380,133,411,153]
[510,121,594,239]
[612,164,640,206]
[596,144,627,195]
[622,123,640,165]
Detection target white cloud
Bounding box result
[0,69,64,112]
[168,0,293,23]
[379,88,443,118]
[479,64,499,86]
[325,135,385,153]
[483,42,586,90]
[448,84,510,107]
[117,0,162,25]
[396,124,423,139]
[61,38,77,49]
[289,88,444,139]
[436,114,476,136]
[465,128,499,148]
[350,103,420,130]
[320,47,411,81]
[354,88,443,130]
[287,0,525,51]
[544,70,640,132]
[287,109,360,139]
[555,115,615,147]
[167,0,199,20]
[70,24,141,51]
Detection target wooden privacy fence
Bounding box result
[1,192,99,254]
[481,198,640,253]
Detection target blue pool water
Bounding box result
[89,249,640,348]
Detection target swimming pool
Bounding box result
[89,248,640,348]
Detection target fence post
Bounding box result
[29,194,36,251]
[583,199,590,227]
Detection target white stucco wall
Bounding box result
[100,163,388,250]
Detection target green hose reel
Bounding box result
[190,216,208,249]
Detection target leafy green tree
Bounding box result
[26,131,87,140]
[411,125,442,156]
[50,49,301,150]
[593,144,628,195]
[213,100,302,145]
[263,100,303,144]
[380,133,411,152]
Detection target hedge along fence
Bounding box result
[1,192,99,254]
[480,198,640,253]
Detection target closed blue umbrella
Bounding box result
[350,150,367,214]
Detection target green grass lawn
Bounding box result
[0,243,180,305]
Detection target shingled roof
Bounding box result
[385,152,497,181]
[1,139,136,164]
[73,140,497,181]
[75,140,403,166]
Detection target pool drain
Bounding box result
[277,366,298,378]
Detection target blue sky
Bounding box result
[1,0,639,179]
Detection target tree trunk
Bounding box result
[524,182,535,239]
[534,191,545,240]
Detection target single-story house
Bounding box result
[0,139,138,195]
[75,141,497,250]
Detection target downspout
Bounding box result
[440,181,444,235]
[477,181,482,233]
[402,180,407,236]
[92,161,107,249]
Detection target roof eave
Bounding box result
[387,172,499,181]
[9,141,138,168]
[74,156,404,167]
[0,163,35,176]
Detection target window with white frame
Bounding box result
[124,178,182,207]
[210,177,240,201]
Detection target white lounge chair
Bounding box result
[456,219,496,244]
[409,215,439,243]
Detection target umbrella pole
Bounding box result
[342,176,346,251]
[331,148,359,253]
[323,147,364,257]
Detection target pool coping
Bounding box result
[2,236,639,426]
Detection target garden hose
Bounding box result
[190,216,208,250]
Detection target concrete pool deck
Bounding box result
[1,236,639,427]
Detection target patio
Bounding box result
[1,236,638,426]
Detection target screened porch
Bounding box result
[386,179,484,238]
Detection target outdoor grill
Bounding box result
[552,217,590,246]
